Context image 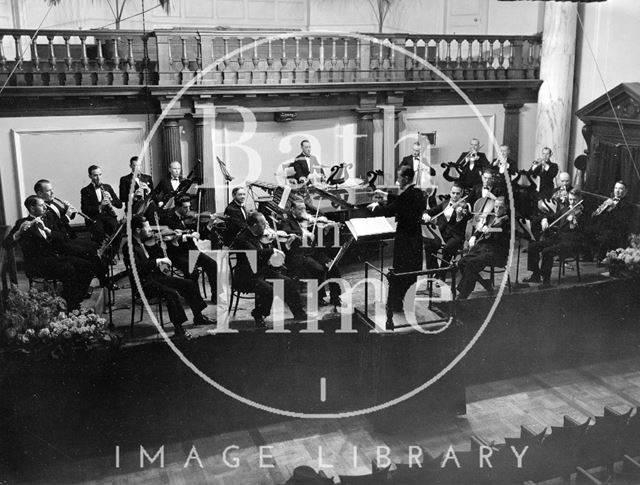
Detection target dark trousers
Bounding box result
[144,273,207,326]
[167,246,218,302]
[243,269,303,318]
[530,238,577,283]
[286,251,341,303]
[388,233,423,312]
[424,235,463,269]
[63,239,108,286]
[457,244,504,299]
[29,256,94,310]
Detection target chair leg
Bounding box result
[158,299,164,328]
[507,274,512,293]
[576,253,581,281]
[130,298,136,336]
[557,258,563,285]
[233,291,241,317]
[201,270,207,300]
[490,266,495,288]
[138,297,144,322]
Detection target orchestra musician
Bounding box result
[456,195,510,300]
[525,189,585,288]
[4,196,96,311]
[529,147,559,198]
[124,214,214,339]
[470,168,503,206]
[160,194,219,303]
[118,156,153,212]
[552,172,573,209]
[367,166,426,321]
[154,161,184,208]
[231,211,307,327]
[80,164,123,243]
[279,199,342,307]
[590,180,634,262]
[446,137,490,190]
[224,186,249,246]
[399,142,436,188]
[35,179,111,289]
[292,140,324,183]
[422,183,472,270]
[490,145,517,194]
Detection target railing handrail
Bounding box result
[0,28,154,38]
[365,32,542,42]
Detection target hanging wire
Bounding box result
[0,4,55,97]
[576,10,640,184]
[95,3,162,30]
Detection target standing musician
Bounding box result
[422,183,472,270]
[160,194,219,303]
[224,186,249,246]
[552,172,573,209]
[231,211,307,327]
[367,166,426,319]
[4,196,95,311]
[529,147,559,198]
[525,189,585,288]
[399,142,436,188]
[35,179,111,289]
[119,156,153,212]
[456,196,510,300]
[279,199,342,307]
[80,164,123,243]
[124,215,214,339]
[590,180,634,262]
[490,145,518,194]
[154,161,184,208]
[445,137,490,191]
[292,140,324,183]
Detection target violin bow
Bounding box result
[544,200,584,231]
[196,189,202,235]
[428,195,469,222]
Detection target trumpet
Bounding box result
[53,196,95,223]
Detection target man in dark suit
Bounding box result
[469,169,503,207]
[124,215,214,339]
[448,137,490,191]
[35,179,110,288]
[279,199,342,306]
[160,194,218,303]
[80,164,123,243]
[231,211,306,327]
[529,146,559,198]
[154,161,184,209]
[223,186,249,246]
[399,142,436,188]
[368,166,426,324]
[292,140,323,183]
[422,183,472,270]
[4,196,95,310]
[118,156,153,212]
[490,144,518,194]
[551,171,573,209]
[590,180,635,261]
[457,196,510,299]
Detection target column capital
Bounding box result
[504,103,524,113]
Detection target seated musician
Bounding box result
[367,166,425,317]
[80,164,123,243]
[4,196,95,311]
[292,140,324,183]
[490,145,517,194]
[456,196,510,300]
[160,194,218,303]
[528,147,559,199]
[399,142,436,188]
[279,199,342,307]
[223,186,249,246]
[552,172,573,209]
[422,183,472,270]
[470,168,503,206]
[124,215,214,339]
[231,211,307,327]
[590,180,634,262]
[525,189,585,288]
[119,156,153,212]
[154,161,184,208]
[35,179,111,289]
[444,137,490,191]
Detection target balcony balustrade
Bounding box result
[0,28,541,89]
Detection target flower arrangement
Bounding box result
[1,285,119,359]
[604,234,640,277]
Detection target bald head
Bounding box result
[558,172,571,189]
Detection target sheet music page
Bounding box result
[346,217,397,240]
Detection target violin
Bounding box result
[144,226,180,246]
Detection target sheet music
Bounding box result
[345,217,397,240]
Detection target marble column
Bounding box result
[503,103,523,166]
[162,119,182,174]
[535,2,578,172]
[355,109,377,179]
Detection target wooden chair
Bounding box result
[228,253,255,317]
[558,250,581,284]
[124,261,164,336]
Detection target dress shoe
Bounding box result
[172,325,191,340]
[251,310,266,328]
[523,273,541,283]
[193,314,215,326]
[292,311,308,321]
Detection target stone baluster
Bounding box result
[465,39,474,80]
[62,35,72,85]
[77,34,90,85]
[280,38,292,83]
[46,35,56,85]
[266,38,278,84]
[496,39,506,79]
[237,37,250,84]
[194,34,202,83]
[320,37,329,82]
[342,37,350,82]
[486,40,496,80]
[307,36,315,83]
[251,37,261,84]
[453,39,464,80]
[179,36,190,84]
[293,36,304,83]
[476,39,485,81]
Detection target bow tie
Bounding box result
[483,186,490,190]
[172,177,179,181]
[613,197,620,202]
